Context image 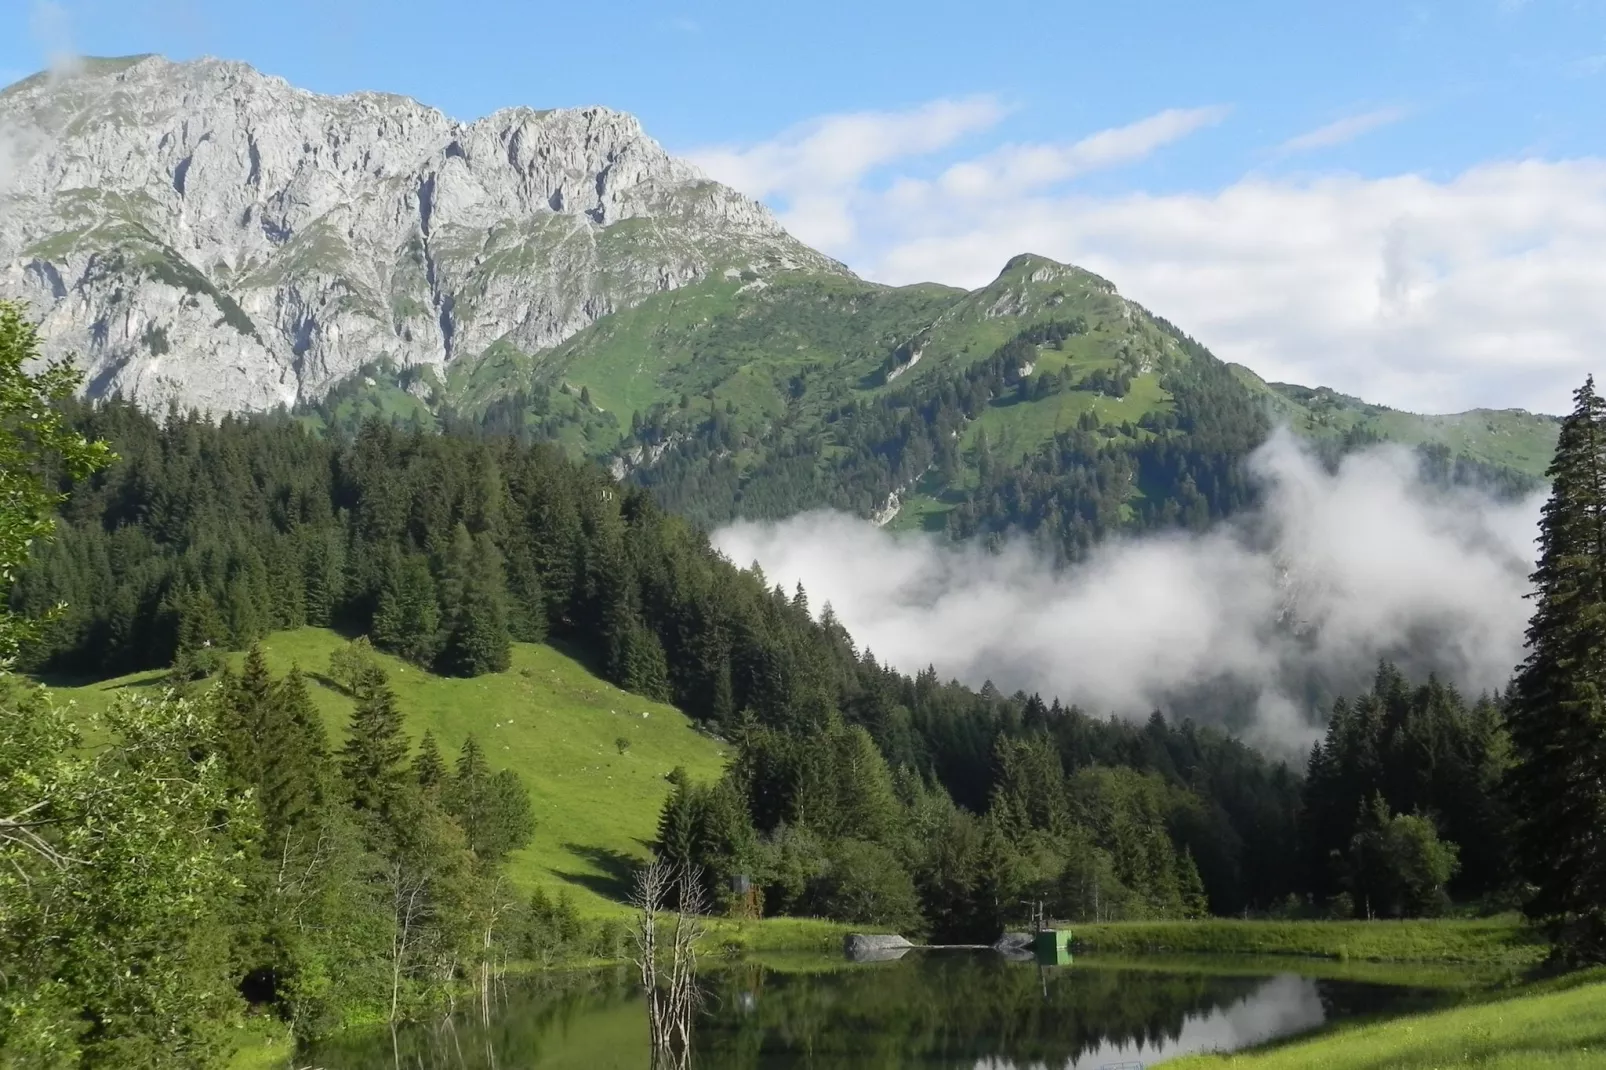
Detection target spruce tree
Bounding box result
[340,671,409,813]
[219,645,274,791]
[655,767,700,871]
[482,770,534,863]
[414,730,446,792]
[269,666,327,830]
[372,553,441,667]
[1508,376,1606,962]
[445,734,492,848]
[171,587,227,680]
[436,526,511,677]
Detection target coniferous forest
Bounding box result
[4,302,1606,1065]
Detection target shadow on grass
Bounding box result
[554,842,643,904]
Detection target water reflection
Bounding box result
[1004,973,1325,1069]
[304,954,1451,1069]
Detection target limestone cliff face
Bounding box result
[0,55,841,412]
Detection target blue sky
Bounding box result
[4,0,1606,412]
[6,0,1603,186]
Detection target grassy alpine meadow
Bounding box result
[1168,972,1606,1070]
[1071,917,1548,966]
[45,626,729,916]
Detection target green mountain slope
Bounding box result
[305,253,1556,550]
[1232,365,1559,478]
[47,627,728,915]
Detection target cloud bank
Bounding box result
[713,433,1541,753]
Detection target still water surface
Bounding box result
[306,952,1453,1069]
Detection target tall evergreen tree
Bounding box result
[445,734,492,848]
[1508,376,1606,962]
[340,671,409,814]
[413,730,446,792]
[372,553,441,667]
[436,526,511,677]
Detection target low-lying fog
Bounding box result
[713,431,1542,752]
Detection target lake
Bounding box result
[304,951,1461,1069]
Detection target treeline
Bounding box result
[654,723,1221,941]
[1301,667,1515,918]
[12,400,1305,926]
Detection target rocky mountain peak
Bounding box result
[0,56,843,413]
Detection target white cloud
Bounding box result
[714,433,1540,754]
[865,159,1606,414]
[688,96,1007,202]
[702,90,1606,414]
[688,102,1223,256]
[932,106,1230,199]
[1279,107,1409,153]
[30,1,81,79]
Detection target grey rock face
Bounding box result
[0,55,842,413]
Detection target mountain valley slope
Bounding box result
[1,56,1559,545]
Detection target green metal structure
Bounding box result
[1032,928,1072,966]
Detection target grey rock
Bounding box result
[844,933,913,962]
[991,931,1032,952]
[0,56,845,414]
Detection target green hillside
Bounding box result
[46,628,728,916]
[1232,364,1559,478]
[300,252,1560,554]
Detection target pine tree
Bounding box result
[834,724,902,848]
[171,587,227,680]
[483,770,534,863]
[372,553,441,667]
[1178,848,1210,919]
[445,734,493,848]
[443,735,532,861]
[436,526,511,677]
[340,671,409,813]
[1508,376,1606,962]
[269,666,328,828]
[655,767,700,871]
[619,619,672,700]
[219,645,275,791]
[414,730,446,792]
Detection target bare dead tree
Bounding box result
[388,863,430,1024]
[665,863,706,1061]
[630,860,706,1068]
[631,860,667,1051]
[478,874,517,1026]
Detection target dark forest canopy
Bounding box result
[15,399,1312,918]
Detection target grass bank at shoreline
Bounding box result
[1170,970,1606,1070]
[1071,916,1547,966]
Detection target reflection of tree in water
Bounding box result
[302,968,645,1069]
[699,956,1270,1067]
[303,956,1444,1069]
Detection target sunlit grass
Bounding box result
[46,627,729,916]
[1170,975,1606,1070]
[1073,918,1547,966]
